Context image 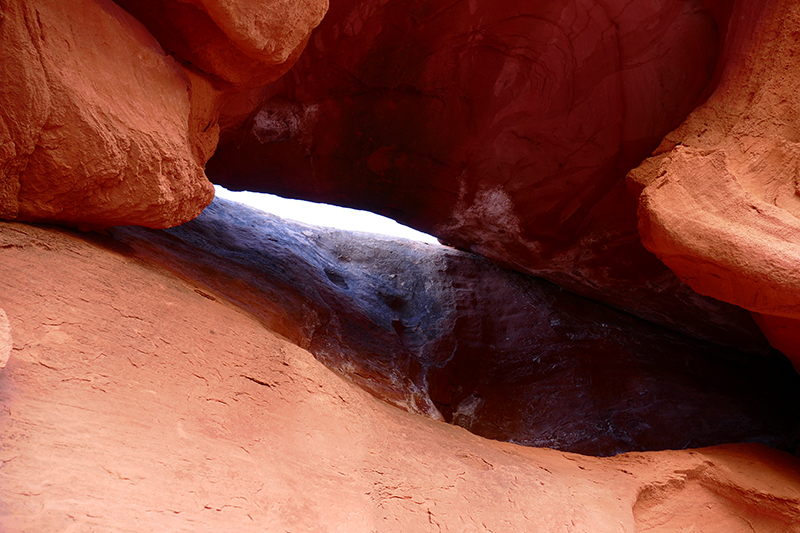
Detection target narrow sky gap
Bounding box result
[214,185,441,244]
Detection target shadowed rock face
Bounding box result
[111,198,800,457]
[206,0,772,353]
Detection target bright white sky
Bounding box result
[214,185,440,244]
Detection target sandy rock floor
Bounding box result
[1,221,799,532]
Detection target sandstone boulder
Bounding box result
[114,0,328,133]
[115,0,328,89]
[628,0,800,366]
[0,0,214,228]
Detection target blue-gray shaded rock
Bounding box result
[112,198,800,456]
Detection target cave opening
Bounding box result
[213,185,440,245]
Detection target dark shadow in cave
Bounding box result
[110,196,800,457]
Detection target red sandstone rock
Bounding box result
[0,309,10,369]
[113,0,328,133]
[753,313,800,373]
[114,0,327,89]
[2,220,800,532]
[628,0,800,365]
[0,0,331,228]
[206,0,769,353]
[0,0,216,229]
[110,199,800,457]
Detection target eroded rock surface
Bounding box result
[110,199,800,457]
[113,0,328,135]
[1,0,799,529]
[628,0,800,367]
[114,0,328,90]
[0,0,214,228]
[0,0,327,229]
[2,220,800,532]
[206,0,770,353]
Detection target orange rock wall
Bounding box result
[1,0,800,527]
[628,0,800,365]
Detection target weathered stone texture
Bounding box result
[206,0,771,354]
[0,0,214,228]
[111,199,800,457]
[628,0,800,366]
[2,220,800,532]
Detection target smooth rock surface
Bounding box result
[0,0,214,228]
[0,309,11,369]
[114,0,328,133]
[111,199,800,457]
[628,0,800,365]
[115,0,328,89]
[753,313,800,373]
[205,0,769,353]
[2,220,800,532]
